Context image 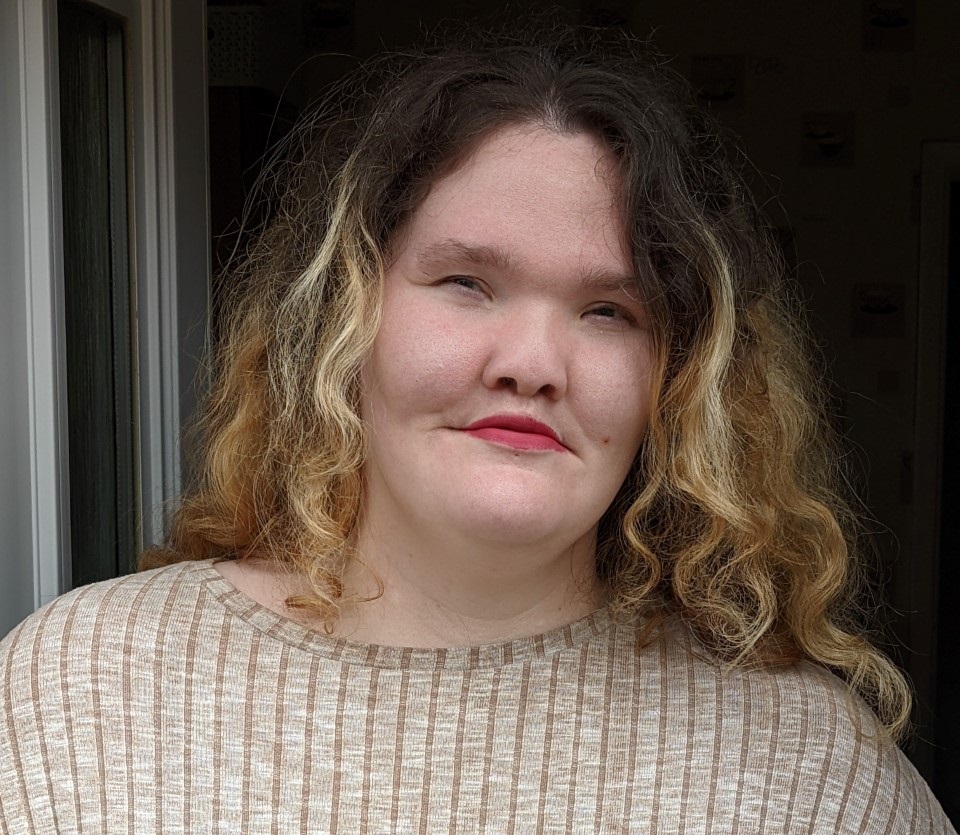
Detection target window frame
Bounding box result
[0,0,209,626]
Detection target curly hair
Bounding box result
[144,21,911,738]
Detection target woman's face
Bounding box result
[360,124,653,554]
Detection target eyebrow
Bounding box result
[414,238,640,296]
[577,265,642,298]
[414,239,514,272]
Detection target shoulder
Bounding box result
[2,559,214,653]
[775,664,952,833]
[0,560,226,830]
[0,560,220,703]
[650,618,954,833]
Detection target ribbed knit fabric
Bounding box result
[0,559,954,834]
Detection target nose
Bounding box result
[481,307,569,399]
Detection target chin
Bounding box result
[440,471,609,545]
[447,500,594,550]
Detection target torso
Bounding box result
[1,560,953,834]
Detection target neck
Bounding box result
[332,519,605,648]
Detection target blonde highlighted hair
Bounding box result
[145,22,911,738]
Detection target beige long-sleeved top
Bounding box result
[0,559,954,834]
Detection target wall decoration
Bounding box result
[801,112,856,167]
[208,6,266,88]
[691,54,745,110]
[851,283,905,338]
[747,55,784,77]
[863,0,915,52]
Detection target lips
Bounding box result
[462,414,568,452]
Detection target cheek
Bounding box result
[574,344,653,447]
[364,309,484,421]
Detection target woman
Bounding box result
[1,22,953,833]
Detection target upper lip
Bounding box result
[462,414,566,447]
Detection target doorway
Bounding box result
[913,142,960,814]
[58,0,138,585]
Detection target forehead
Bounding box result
[396,125,630,277]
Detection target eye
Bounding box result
[584,304,637,326]
[441,275,488,297]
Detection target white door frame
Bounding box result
[911,141,960,774]
[0,0,208,630]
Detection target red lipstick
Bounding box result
[462,415,568,452]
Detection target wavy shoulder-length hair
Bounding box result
[144,22,910,737]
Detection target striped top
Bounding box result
[0,559,953,834]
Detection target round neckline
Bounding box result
[191,558,616,670]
